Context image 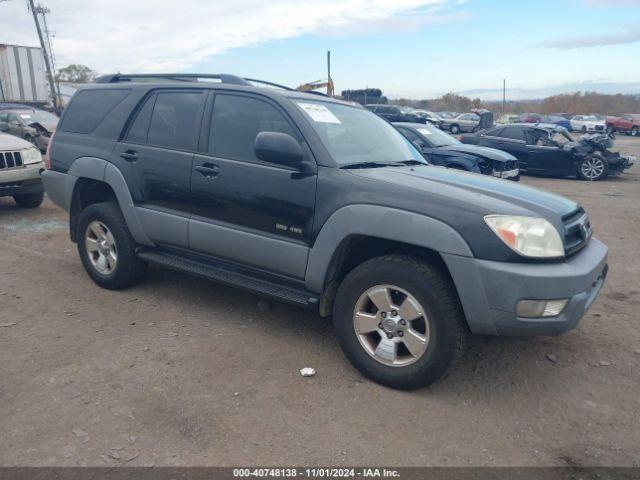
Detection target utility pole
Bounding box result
[27,0,59,112]
[502,79,506,115]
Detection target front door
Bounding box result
[110,89,206,247]
[189,92,317,279]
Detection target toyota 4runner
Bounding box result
[42,74,608,390]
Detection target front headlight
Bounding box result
[21,147,42,165]
[484,215,564,258]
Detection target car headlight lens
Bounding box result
[484,215,564,258]
[21,147,42,165]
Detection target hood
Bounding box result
[0,132,36,151]
[437,144,516,162]
[349,164,578,222]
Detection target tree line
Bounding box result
[394,91,640,116]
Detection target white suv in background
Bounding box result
[0,128,45,208]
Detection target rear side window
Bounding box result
[126,94,156,144]
[208,94,296,163]
[59,89,130,134]
[147,92,204,150]
[484,127,503,136]
[499,127,526,141]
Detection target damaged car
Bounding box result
[395,122,519,180]
[0,108,58,152]
[461,124,634,181]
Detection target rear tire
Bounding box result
[632,126,639,137]
[13,191,44,208]
[76,202,148,290]
[578,153,609,181]
[333,254,467,390]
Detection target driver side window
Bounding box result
[400,128,423,146]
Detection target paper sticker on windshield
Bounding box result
[417,129,432,135]
[297,103,341,124]
[20,114,32,119]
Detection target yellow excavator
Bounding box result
[296,78,334,97]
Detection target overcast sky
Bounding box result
[2,0,639,99]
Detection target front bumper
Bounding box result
[0,162,45,197]
[442,237,608,336]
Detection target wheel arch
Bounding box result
[65,157,153,246]
[306,205,473,316]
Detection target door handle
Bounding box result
[120,150,138,162]
[195,164,219,178]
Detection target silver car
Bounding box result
[0,108,58,152]
[440,112,480,134]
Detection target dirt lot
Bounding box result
[1,137,639,468]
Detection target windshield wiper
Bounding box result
[394,159,427,166]
[339,160,427,169]
[339,161,399,169]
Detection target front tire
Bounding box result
[76,202,147,290]
[13,191,44,208]
[449,124,460,134]
[333,255,467,390]
[578,153,609,181]
[581,126,587,134]
[632,126,639,137]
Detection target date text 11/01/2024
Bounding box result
[233,468,400,478]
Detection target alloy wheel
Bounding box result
[581,157,605,180]
[353,285,430,367]
[85,221,118,275]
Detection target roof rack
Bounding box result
[94,73,294,91]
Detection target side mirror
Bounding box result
[254,131,303,167]
[0,122,9,133]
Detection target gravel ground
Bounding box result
[0,136,638,468]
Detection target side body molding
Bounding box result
[64,157,153,246]
[305,204,473,292]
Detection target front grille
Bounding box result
[492,159,518,172]
[0,151,23,170]
[562,208,591,256]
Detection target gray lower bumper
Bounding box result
[443,238,609,336]
[0,162,45,197]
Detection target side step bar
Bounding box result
[136,248,320,309]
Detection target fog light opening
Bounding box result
[517,299,568,318]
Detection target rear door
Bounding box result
[188,91,317,279]
[111,89,206,248]
[490,126,529,168]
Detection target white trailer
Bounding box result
[0,44,49,105]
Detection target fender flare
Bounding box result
[68,157,154,246]
[304,204,473,292]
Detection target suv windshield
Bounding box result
[295,100,423,166]
[414,124,460,147]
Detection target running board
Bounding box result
[136,248,319,309]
